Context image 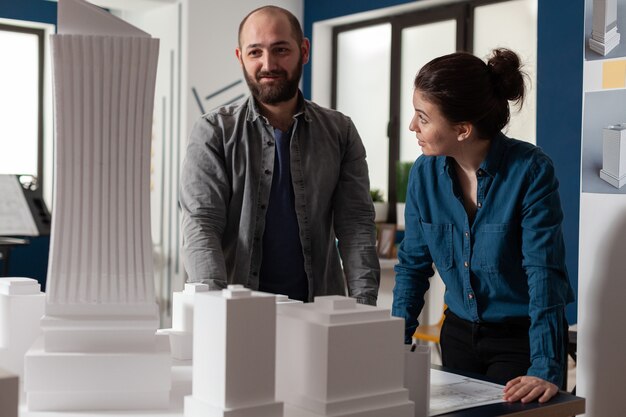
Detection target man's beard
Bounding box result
[243,56,303,105]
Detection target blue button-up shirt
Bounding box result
[392,133,575,386]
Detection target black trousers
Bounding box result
[440,310,533,386]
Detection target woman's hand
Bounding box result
[503,375,559,403]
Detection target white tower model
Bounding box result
[589,0,621,55]
[0,278,45,377]
[276,296,415,417]
[23,0,170,410]
[600,123,626,188]
[185,285,283,417]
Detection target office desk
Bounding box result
[20,363,584,417]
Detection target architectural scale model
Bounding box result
[276,296,415,417]
[0,278,44,378]
[159,282,209,361]
[600,123,626,188]
[185,285,283,417]
[404,344,430,417]
[23,0,169,410]
[589,0,621,55]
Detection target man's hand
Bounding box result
[503,375,559,403]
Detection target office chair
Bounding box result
[412,304,447,356]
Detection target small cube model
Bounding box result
[0,278,45,378]
[600,123,626,188]
[185,285,283,417]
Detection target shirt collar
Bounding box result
[439,132,507,177]
[479,132,507,177]
[246,90,310,124]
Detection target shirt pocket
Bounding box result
[420,220,453,271]
[475,223,519,272]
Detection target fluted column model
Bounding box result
[24,0,170,411]
[589,0,621,55]
[47,20,158,317]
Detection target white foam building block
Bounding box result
[600,124,626,188]
[277,296,414,417]
[0,278,45,377]
[589,0,621,55]
[184,285,283,417]
[404,345,430,417]
[23,0,169,411]
[0,367,19,417]
[159,283,209,361]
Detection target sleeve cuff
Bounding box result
[527,357,565,388]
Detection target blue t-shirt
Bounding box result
[259,127,308,302]
[392,133,574,386]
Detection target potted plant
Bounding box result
[396,161,413,229]
[370,188,388,223]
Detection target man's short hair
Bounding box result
[238,6,304,48]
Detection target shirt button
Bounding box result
[477,202,482,208]
[264,169,271,175]
[464,231,469,238]
[468,293,474,300]
[261,204,266,210]
[476,170,482,176]
[464,261,469,268]
[267,141,274,146]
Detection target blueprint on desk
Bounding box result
[430,368,505,416]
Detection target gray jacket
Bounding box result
[180,94,380,305]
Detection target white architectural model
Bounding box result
[600,123,626,188]
[185,285,283,417]
[159,282,209,361]
[276,296,415,417]
[404,345,430,417]
[23,0,169,410]
[0,278,45,378]
[589,0,621,55]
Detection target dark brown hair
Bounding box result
[238,6,304,48]
[414,48,527,139]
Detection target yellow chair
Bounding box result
[412,305,446,355]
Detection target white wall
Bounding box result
[577,194,626,416]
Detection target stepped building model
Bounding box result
[276,296,415,417]
[23,0,169,410]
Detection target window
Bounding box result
[332,0,537,221]
[0,23,45,188]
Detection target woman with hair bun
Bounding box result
[392,48,574,403]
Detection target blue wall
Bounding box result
[0,0,56,24]
[303,0,583,323]
[536,1,583,323]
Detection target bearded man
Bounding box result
[180,6,380,305]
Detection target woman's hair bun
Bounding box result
[487,48,526,106]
